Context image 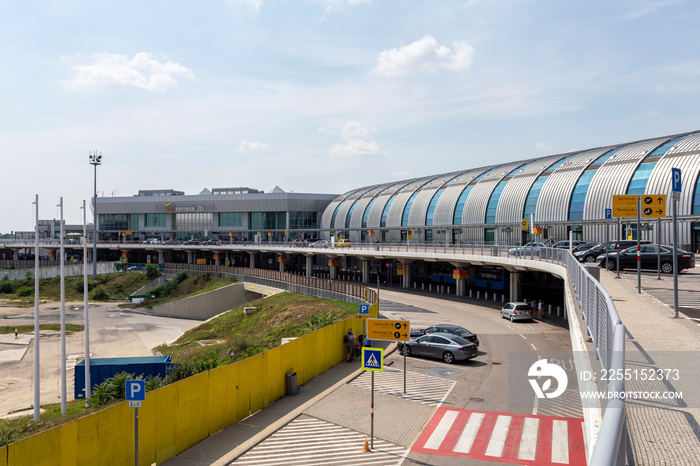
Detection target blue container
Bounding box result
[74,356,171,399]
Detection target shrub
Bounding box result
[91,286,109,301]
[15,286,32,297]
[173,270,188,285]
[145,264,161,280]
[0,278,12,294]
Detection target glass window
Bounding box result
[402,193,419,227]
[523,177,547,219]
[290,212,317,230]
[485,181,507,224]
[627,162,657,196]
[590,148,621,166]
[145,213,166,227]
[362,198,376,228]
[175,213,213,231]
[380,198,394,227]
[330,203,343,229]
[345,200,359,229]
[99,214,137,231]
[219,212,242,227]
[568,170,596,221]
[453,186,474,225]
[426,189,444,226]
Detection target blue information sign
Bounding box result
[672,168,682,192]
[359,304,369,315]
[126,380,146,401]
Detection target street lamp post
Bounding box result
[89,151,102,279]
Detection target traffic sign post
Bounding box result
[361,348,384,450]
[367,319,410,342]
[126,380,145,466]
[672,168,681,318]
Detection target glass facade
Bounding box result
[345,200,359,229]
[401,193,419,227]
[290,212,317,230]
[523,177,547,220]
[219,212,242,227]
[249,212,286,230]
[453,186,474,225]
[693,173,700,215]
[627,162,656,196]
[145,213,166,227]
[330,203,343,229]
[99,214,138,231]
[362,198,376,228]
[485,181,507,224]
[176,213,213,232]
[425,189,444,226]
[568,170,596,221]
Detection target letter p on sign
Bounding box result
[126,380,146,401]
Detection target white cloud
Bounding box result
[69,52,194,92]
[621,0,684,20]
[329,120,385,157]
[239,140,269,151]
[375,35,474,76]
[330,139,384,157]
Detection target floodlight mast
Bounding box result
[89,151,102,279]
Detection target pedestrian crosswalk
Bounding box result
[233,415,409,465]
[349,367,456,407]
[412,407,587,465]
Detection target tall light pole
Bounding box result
[89,151,102,279]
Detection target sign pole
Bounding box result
[135,407,139,466]
[657,217,661,280]
[616,218,621,279]
[371,371,375,449]
[637,196,641,294]
[672,194,678,318]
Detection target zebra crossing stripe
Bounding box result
[412,407,587,465]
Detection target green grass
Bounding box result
[0,324,84,335]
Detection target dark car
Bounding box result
[202,239,221,246]
[400,334,478,364]
[412,324,479,347]
[183,239,199,245]
[598,245,695,273]
[573,240,649,263]
[552,240,588,249]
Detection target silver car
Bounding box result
[500,302,534,321]
[400,334,477,364]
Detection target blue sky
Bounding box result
[2,0,698,232]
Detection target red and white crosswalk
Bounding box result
[412,407,587,465]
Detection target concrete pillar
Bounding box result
[509,271,521,302]
[187,250,193,265]
[362,259,370,284]
[401,262,411,288]
[248,252,256,269]
[158,250,164,264]
[454,268,466,297]
[306,256,313,277]
[330,265,338,280]
[278,254,285,273]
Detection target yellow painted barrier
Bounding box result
[3,315,358,465]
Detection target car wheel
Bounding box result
[510,315,514,322]
[442,352,455,364]
[402,345,411,356]
[584,255,596,263]
[606,260,616,271]
[661,261,674,274]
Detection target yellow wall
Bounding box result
[4,315,356,466]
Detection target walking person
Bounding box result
[538,299,544,319]
[344,328,356,362]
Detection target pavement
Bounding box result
[160,267,700,466]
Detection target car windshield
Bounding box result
[447,327,471,336]
[515,305,530,310]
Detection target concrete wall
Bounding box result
[0,309,378,466]
[0,263,117,281]
[141,283,265,321]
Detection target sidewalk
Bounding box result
[598,270,700,465]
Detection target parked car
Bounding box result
[202,239,221,246]
[162,239,181,245]
[500,302,534,321]
[552,240,588,249]
[400,334,478,364]
[597,245,695,273]
[412,324,479,347]
[127,266,146,271]
[336,238,352,247]
[182,239,199,245]
[309,240,330,248]
[508,242,547,257]
[573,240,649,263]
[142,238,161,245]
[572,242,598,252]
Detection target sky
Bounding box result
[2,0,699,233]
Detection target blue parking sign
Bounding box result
[359,304,369,315]
[126,380,146,401]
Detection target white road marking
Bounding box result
[518,417,539,460]
[424,410,459,449]
[454,412,485,453]
[551,419,569,463]
[485,415,512,457]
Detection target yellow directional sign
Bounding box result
[367,319,410,342]
[641,195,666,218]
[612,195,638,217]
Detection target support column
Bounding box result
[361,259,370,284]
[401,262,412,288]
[278,254,285,273]
[509,271,521,302]
[214,252,221,266]
[305,255,313,277]
[329,258,339,280]
[158,250,164,264]
[454,268,467,297]
[248,252,256,269]
[187,250,193,265]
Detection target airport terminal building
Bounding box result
[94,186,337,243]
[322,130,700,252]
